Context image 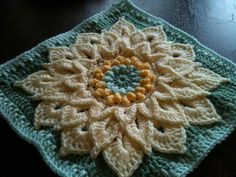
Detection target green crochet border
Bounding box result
[1,1,236,177]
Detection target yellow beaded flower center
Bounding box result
[90,56,156,106]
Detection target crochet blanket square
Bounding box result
[1,1,236,177]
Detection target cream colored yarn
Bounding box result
[16,18,229,177]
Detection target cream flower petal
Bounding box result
[137,97,188,125]
[150,41,170,54]
[74,58,97,69]
[114,105,137,124]
[180,98,221,125]
[111,18,136,37]
[68,97,96,106]
[154,100,189,126]
[141,26,167,43]
[150,42,195,61]
[156,56,228,95]
[34,101,62,128]
[103,136,143,177]
[137,103,153,119]
[129,31,146,46]
[95,31,122,60]
[152,123,187,154]
[150,95,188,125]
[75,33,103,45]
[125,115,153,153]
[89,118,120,158]
[89,102,116,121]
[153,82,177,101]
[63,77,88,90]
[55,105,89,130]
[15,70,57,95]
[138,95,188,125]
[186,67,230,91]
[157,58,200,77]
[71,44,100,60]
[97,45,117,60]
[49,47,75,62]
[134,42,151,59]
[96,31,121,59]
[114,39,135,57]
[147,41,171,62]
[145,52,169,63]
[60,123,92,156]
[167,79,210,100]
[101,31,120,48]
[32,85,90,101]
[169,43,195,60]
[21,59,91,101]
[122,26,167,48]
[31,76,91,101]
[43,59,87,76]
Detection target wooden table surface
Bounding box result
[0,0,236,177]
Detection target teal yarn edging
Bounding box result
[1,1,236,177]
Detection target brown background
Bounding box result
[0,0,236,177]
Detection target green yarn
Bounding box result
[0,1,236,177]
[104,65,140,94]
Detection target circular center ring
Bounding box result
[90,56,156,106]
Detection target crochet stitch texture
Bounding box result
[1,1,236,177]
[16,18,229,177]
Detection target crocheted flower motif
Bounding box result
[16,18,229,177]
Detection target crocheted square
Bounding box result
[1,1,236,177]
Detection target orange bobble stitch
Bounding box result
[140,69,151,78]
[90,79,99,87]
[136,92,145,101]
[103,60,111,65]
[135,61,144,69]
[96,81,106,88]
[143,62,151,69]
[130,57,139,65]
[93,68,102,75]
[112,59,120,66]
[144,84,154,92]
[116,56,125,61]
[119,57,127,64]
[140,78,151,85]
[123,58,131,65]
[135,87,146,94]
[122,96,131,106]
[134,60,141,67]
[102,65,111,73]
[127,92,136,101]
[149,73,156,81]
[96,88,105,95]
[114,93,122,104]
[130,56,138,61]
[94,89,102,98]
[95,73,105,80]
[130,58,137,65]
[104,88,112,96]
[106,95,115,105]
